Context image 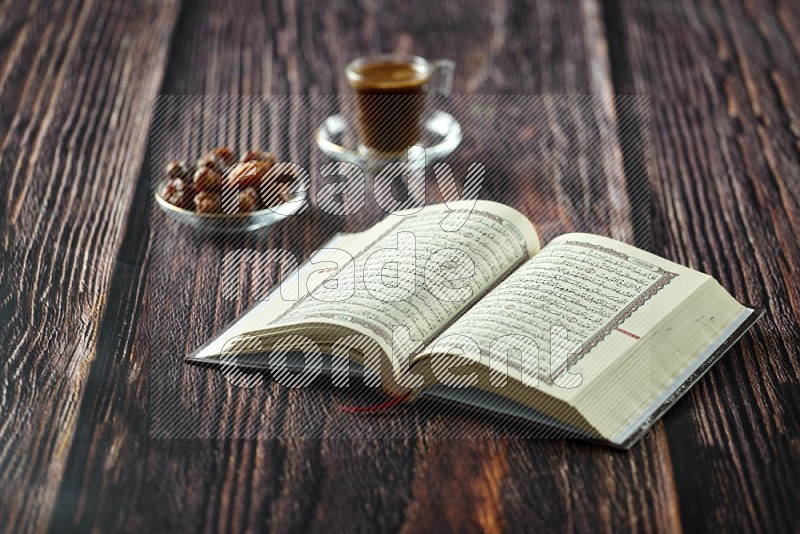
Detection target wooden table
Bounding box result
[1,0,798,532]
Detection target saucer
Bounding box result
[315,110,462,166]
[154,183,307,234]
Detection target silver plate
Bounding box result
[315,110,462,166]
[154,184,307,234]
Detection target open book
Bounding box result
[187,201,761,448]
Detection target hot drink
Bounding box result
[346,55,453,154]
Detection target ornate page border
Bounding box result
[548,241,678,381]
[270,209,531,342]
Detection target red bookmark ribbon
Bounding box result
[615,327,641,340]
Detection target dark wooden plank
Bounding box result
[609,0,800,531]
[0,0,181,532]
[43,1,689,533]
[5,0,795,531]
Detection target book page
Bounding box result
[187,227,386,361]
[245,201,540,360]
[418,233,714,400]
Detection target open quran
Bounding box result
[187,201,761,448]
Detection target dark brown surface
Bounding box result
[0,0,797,532]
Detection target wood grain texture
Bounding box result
[608,0,800,531]
[44,1,670,533]
[0,0,796,532]
[0,0,181,532]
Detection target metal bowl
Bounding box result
[154,183,307,234]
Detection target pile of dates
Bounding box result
[161,147,278,213]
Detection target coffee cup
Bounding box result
[345,54,454,155]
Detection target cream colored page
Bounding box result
[260,201,539,355]
[420,233,712,400]
[188,222,394,360]
[575,279,748,441]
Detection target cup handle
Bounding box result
[428,59,455,97]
